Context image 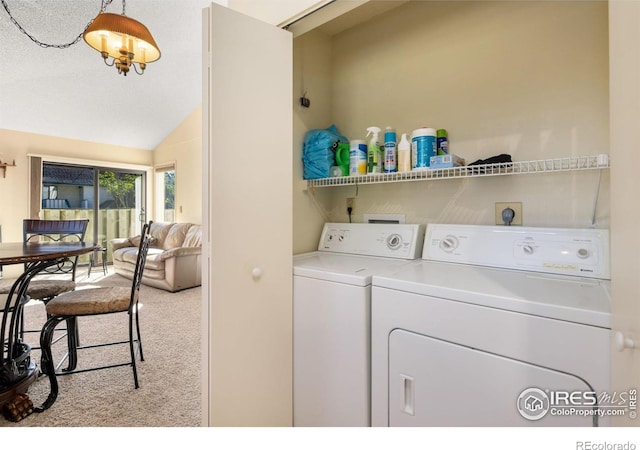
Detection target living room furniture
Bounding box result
[110,222,201,292]
[87,246,107,277]
[0,240,100,412]
[37,222,152,412]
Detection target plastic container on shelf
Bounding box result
[383,126,397,173]
[397,133,411,172]
[335,143,350,176]
[411,127,437,169]
[437,129,449,155]
[349,139,367,175]
[366,126,382,173]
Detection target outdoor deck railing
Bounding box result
[41,208,137,264]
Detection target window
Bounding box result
[44,186,58,200]
[155,163,175,223]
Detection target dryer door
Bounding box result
[389,329,598,426]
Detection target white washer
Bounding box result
[371,224,611,427]
[293,222,425,426]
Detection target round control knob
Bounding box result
[577,248,590,259]
[439,236,458,252]
[522,244,534,255]
[387,233,402,250]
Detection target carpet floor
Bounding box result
[1,269,202,427]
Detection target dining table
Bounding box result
[0,241,100,414]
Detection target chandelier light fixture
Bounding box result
[83,1,161,76]
[0,0,160,76]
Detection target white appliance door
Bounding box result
[202,3,293,426]
[389,330,596,427]
[293,276,370,426]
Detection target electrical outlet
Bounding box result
[346,197,355,211]
[495,202,523,226]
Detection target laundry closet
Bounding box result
[291,0,609,254]
[202,0,611,426]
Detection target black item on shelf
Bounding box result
[468,154,513,166]
[466,154,513,174]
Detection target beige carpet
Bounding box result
[1,269,202,427]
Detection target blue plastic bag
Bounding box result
[302,125,348,179]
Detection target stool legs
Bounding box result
[35,315,66,412]
[87,248,107,277]
[60,318,79,372]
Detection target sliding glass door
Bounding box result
[41,163,146,264]
[97,169,146,257]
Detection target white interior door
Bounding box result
[202,3,293,426]
[609,0,640,425]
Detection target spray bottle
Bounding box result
[366,126,382,174]
[383,126,397,173]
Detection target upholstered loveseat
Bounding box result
[110,222,202,292]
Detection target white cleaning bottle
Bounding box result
[397,133,411,172]
[366,126,382,174]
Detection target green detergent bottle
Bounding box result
[366,126,382,174]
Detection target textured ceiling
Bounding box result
[0,0,211,150]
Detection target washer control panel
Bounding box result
[424,224,610,279]
[319,223,425,260]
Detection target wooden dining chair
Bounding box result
[0,219,89,355]
[36,222,152,411]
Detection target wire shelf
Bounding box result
[306,155,609,188]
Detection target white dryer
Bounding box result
[371,224,611,427]
[293,222,425,427]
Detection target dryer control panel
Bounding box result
[319,223,425,260]
[424,224,610,279]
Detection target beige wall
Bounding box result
[154,106,203,225]
[0,128,153,242]
[293,1,610,253]
[293,30,335,254]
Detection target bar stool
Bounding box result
[87,247,107,277]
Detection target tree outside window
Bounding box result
[164,171,175,210]
[99,171,139,208]
[155,164,176,222]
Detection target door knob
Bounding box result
[614,331,636,352]
[251,267,263,280]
